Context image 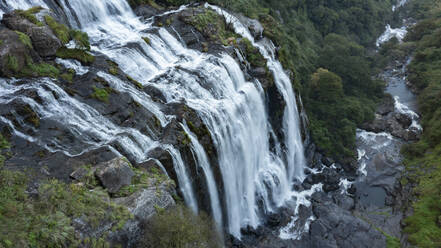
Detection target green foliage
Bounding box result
[44,15,70,44]
[16,6,44,26]
[139,204,222,248]
[306,67,377,159]
[240,38,266,67]
[25,62,60,78]
[56,47,95,65]
[69,29,91,51]
[185,9,238,46]
[60,69,75,83]
[0,168,132,247]
[396,3,441,247]
[15,31,32,49]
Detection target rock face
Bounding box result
[2,10,62,57]
[110,180,176,247]
[310,192,386,248]
[0,28,30,76]
[95,157,135,193]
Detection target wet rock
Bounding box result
[322,157,334,167]
[134,5,160,18]
[393,112,412,128]
[0,28,31,76]
[310,192,387,248]
[238,15,263,40]
[28,25,62,57]
[110,180,176,247]
[2,10,62,57]
[95,157,134,194]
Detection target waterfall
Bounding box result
[0,0,308,238]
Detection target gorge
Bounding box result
[0,0,439,247]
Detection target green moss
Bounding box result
[142,37,151,45]
[16,6,44,26]
[15,31,32,49]
[60,69,75,83]
[69,29,91,51]
[186,8,238,46]
[21,61,60,78]
[107,60,119,76]
[240,38,266,67]
[91,86,111,103]
[56,47,95,65]
[126,75,143,89]
[0,168,132,247]
[0,134,10,150]
[6,55,19,73]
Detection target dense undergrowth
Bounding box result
[392,0,441,246]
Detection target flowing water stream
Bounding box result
[0,0,309,239]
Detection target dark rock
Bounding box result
[376,94,395,115]
[2,10,62,57]
[0,28,31,76]
[393,112,412,128]
[347,184,356,195]
[322,157,334,167]
[95,157,134,194]
[266,212,281,227]
[134,5,160,18]
[28,25,62,57]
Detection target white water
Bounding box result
[0,0,308,238]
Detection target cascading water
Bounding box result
[0,0,309,238]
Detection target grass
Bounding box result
[15,31,32,49]
[138,204,222,248]
[6,55,19,73]
[16,6,44,26]
[44,15,70,44]
[56,47,95,65]
[0,168,132,247]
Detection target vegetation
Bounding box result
[15,6,44,26]
[56,47,95,65]
[44,15,71,44]
[0,158,132,247]
[394,1,441,246]
[138,204,222,248]
[91,86,111,103]
[15,31,32,49]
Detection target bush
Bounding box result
[139,205,222,248]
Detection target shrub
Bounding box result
[139,204,222,248]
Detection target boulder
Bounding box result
[393,112,412,128]
[28,25,62,57]
[0,28,30,76]
[95,157,134,193]
[2,11,62,57]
